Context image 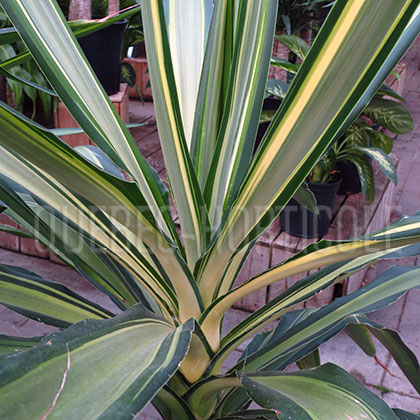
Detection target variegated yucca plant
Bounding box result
[0,1,420,419]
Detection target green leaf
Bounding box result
[0,305,194,420]
[270,56,300,73]
[2,0,181,250]
[0,223,33,238]
[121,61,137,87]
[0,64,56,96]
[265,78,290,99]
[393,409,420,420]
[296,348,321,370]
[368,129,394,154]
[234,266,420,373]
[259,109,276,123]
[345,153,375,202]
[345,322,377,357]
[0,335,42,355]
[141,0,212,268]
[33,71,53,118]
[197,1,419,307]
[376,84,405,102]
[293,183,319,215]
[0,263,114,328]
[275,33,310,60]
[240,364,397,419]
[364,97,414,134]
[358,315,420,395]
[355,145,398,185]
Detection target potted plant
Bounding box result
[65,0,129,95]
[266,35,413,237]
[119,1,153,100]
[0,1,420,419]
[279,89,412,238]
[338,90,414,195]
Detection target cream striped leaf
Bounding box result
[203,0,278,229]
[0,305,194,420]
[0,150,184,319]
[0,264,114,328]
[141,0,211,270]
[202,215,420,352]
[165,0,213,148]
[1,0,180,246]
[197,0,420,307]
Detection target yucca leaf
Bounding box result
[347,314,420,394]
[204,0,278,229]
[0,305,194,420]
[0,335,42,355]
[164,0,213,148]
[240,364,397,419]
[152,386,196,420]
[2,0,180,248]
[0,7,141,46]
[203,215,420,352]
[197,0,419,307]
[233,266,420,373]
[49,123,145,137]
[0,263,114,328]
[141,0,211,269]
[393,409,420,419]
[213,409,278,419]
[0,163,179,316]
[185,374,241,420]
[191,0,231,186]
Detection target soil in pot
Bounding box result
[78,19,127,95]
[280,178,341,238]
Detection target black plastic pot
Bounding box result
[337,160,362,195]
[132,42,146,58]
[78,19,127,95]
[280,178,341,238]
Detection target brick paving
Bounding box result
[0,36,419,416]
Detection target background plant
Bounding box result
[310,89,414,200]
[0,1,419,419]
[269,34,414,202]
